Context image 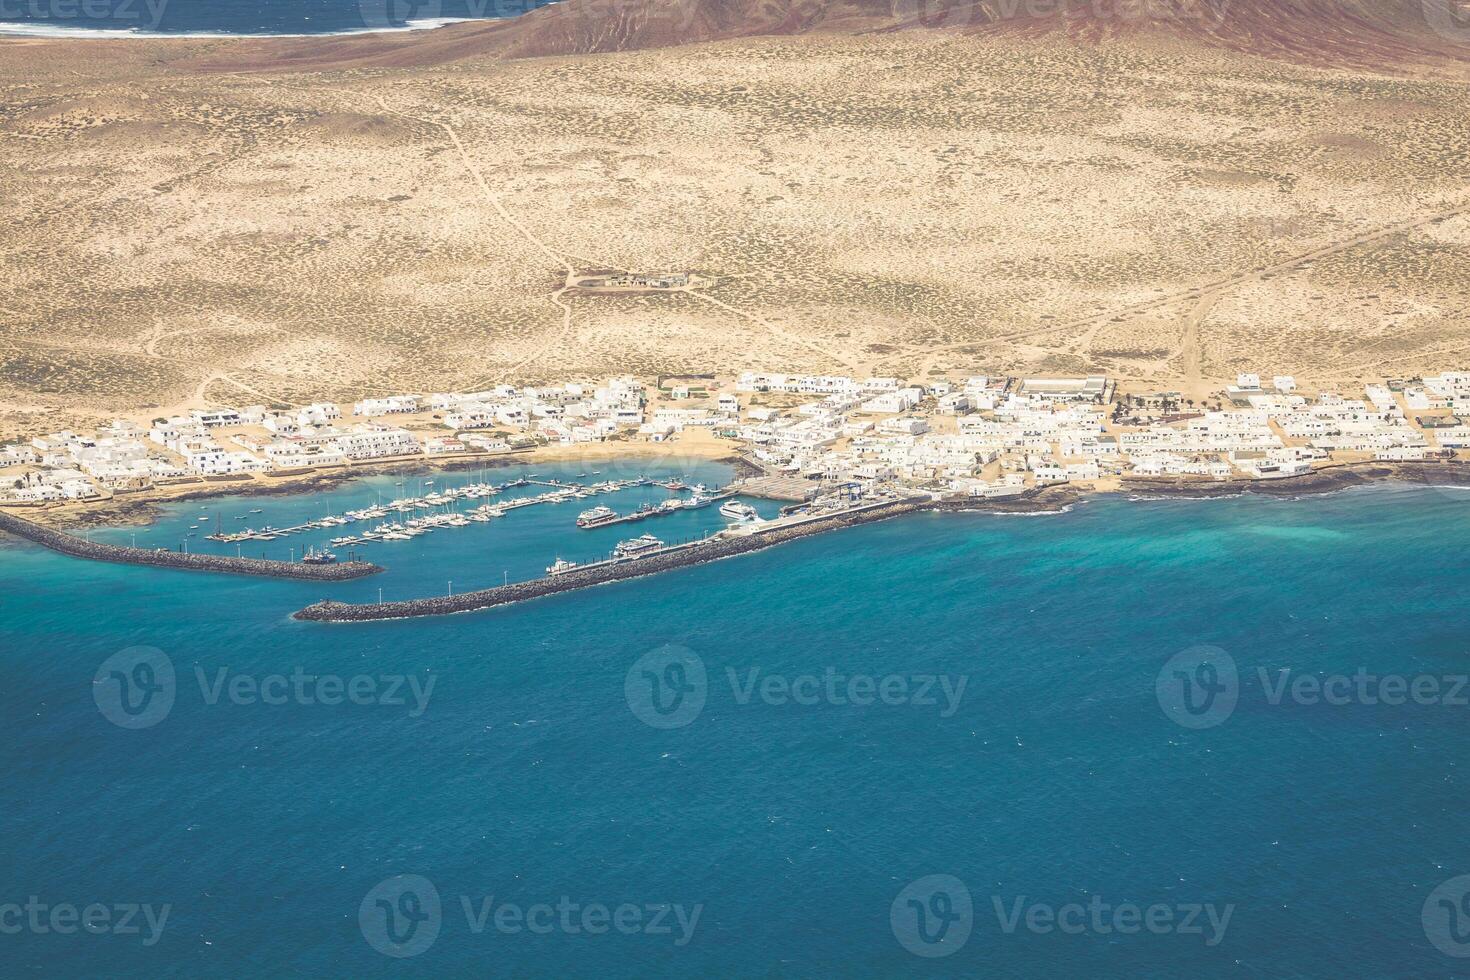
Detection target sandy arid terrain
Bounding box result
[2,0,1469,439]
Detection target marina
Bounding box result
[295,495,929,622]
[204,476,658,547]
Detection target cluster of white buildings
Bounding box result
[2,368,1467,505]
[727,369,1466,497]
[0,377,658,503]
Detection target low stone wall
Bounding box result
[295,499,928,622]
[0,509,383,581]
[1122,459,1470,499]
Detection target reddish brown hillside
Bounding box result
[187,0,1470,70]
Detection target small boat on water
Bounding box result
[614,533,664,559]
[720,501,759,523]
[249,508,263,514]
[547,558,580,575]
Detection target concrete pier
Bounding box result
[293,498,927,622]
[0,510,383,581]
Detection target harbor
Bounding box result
[204,476,653,547]
[294,496,929,622]
[0,455,1072,599]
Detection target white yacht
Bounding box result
[719,500,759,523]
[546,558,580,576]
[614,534,664,558]
[577,505,617,528]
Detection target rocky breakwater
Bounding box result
[294,498,929,622]
[0,509,383,581]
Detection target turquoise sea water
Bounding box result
[0,0,548,38]
[3,460,1470,977]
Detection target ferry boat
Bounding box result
[614,533,664,559]
[577,505,617,528]
[719,500,759,523]
[682,493,713,510]
[302,547,338,565]
[546,558,580,576]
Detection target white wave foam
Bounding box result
[0,16,481,39]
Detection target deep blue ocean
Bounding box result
[0,0,545,38]
[4,458,1470,977]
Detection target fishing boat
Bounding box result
[302,547,338,565]
[719,501,759,523]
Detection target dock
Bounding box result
[726,475,820,502]
[207,477,649,546]
[0,510,383,581]
[293,497,925,622]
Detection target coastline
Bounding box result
[4,437,753,531]
[8,453,1467,535]
[1115,459,1470,499]
[288,462,1470,623]
[0,13,496,40]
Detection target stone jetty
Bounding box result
[294,498,929,622]
[0,509,383,581]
